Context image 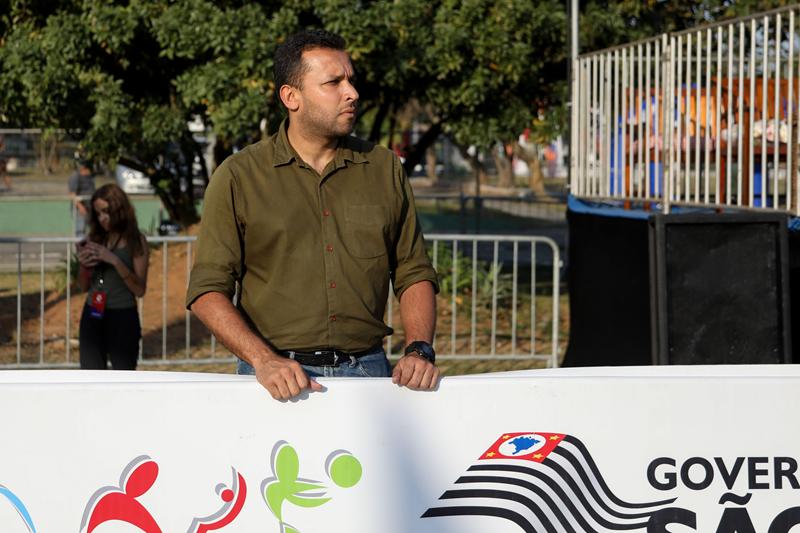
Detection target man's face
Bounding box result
[293,48,359,139]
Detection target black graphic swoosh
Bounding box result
[544,456,654,522]
[440,489,557,531]
[469,464,652,530]
[544,453,662,519]
[422,504,537,533]
[456,475,579,533]
[468,464,608,533]
[562,436,676,509]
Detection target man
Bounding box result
[186,29,440,400]
[68,159,96,236]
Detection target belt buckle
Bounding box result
[314,350,339,366]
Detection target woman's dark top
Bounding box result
[86,245,137,309]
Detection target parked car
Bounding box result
[115,164,155,194]
[115,140,210,197]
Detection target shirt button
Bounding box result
[323,209,331,217]
[326,244,333,252]
[330,315,337,321]
[329,281,336,288]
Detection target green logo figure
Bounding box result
[262,441,363,533]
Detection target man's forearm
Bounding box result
[393,280,439,390]
[191,291,322,399]
[190,291,276,365]
[398,280,436,344]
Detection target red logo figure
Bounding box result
[187,468,247,533]
[80,455,162,533]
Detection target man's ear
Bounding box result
[279,85,300,112]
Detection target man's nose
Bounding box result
[344,80,359,102]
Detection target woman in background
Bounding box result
[77,184,149,370]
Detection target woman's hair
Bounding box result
[88,183,145,256]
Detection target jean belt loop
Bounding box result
[348,355,357,367]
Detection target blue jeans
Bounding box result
[236,347,392,378]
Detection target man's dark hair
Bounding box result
[273,29,346,91]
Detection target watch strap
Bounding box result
[404,341,435,364]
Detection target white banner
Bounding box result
[1,366,799,533]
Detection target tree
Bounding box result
[2,0,574,223]
[5,0,777,227]
[353,0,569,178]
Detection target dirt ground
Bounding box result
[0,233,211,360]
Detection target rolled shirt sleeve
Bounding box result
[185,161,244,309]
[390,156,440,298]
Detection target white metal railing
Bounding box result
[0,234,562,369]
[571,5,800,214]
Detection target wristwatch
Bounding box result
[404,341,436,364]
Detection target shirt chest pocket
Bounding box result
[344,205,391,258]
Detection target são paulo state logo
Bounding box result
[495,433,548,459]
[422,432,676,532]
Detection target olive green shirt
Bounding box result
[186,120,438,352]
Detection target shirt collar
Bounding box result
[272,118,297,167]
[272,118,369,168]
[337,136,368,165]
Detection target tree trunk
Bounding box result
[46,133,60,172]
[151,166,199,228]
[493,144,514,188]
[456,144,489,195]
[119,139,202,229]
[213,138,234,169]
[528,154,546,196]
[514,141,547,196]
[387,112,397,151]
[425,147,438,183]
[402,122,442,176]
[38,137,50,175]
[369,101,391,143]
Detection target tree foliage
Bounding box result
[1,0,569,223]
[580,0,794,53]
[0,0,788,225]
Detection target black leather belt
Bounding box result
[278,345,379,367]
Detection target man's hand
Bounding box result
[392,353,440,390]
[252,353,324,401]
[190,292,324,401]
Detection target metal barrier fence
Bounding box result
[571,5,800,214]
[0,234,562,369]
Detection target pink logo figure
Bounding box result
[187,468,247,533]
[80,455,161,533]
